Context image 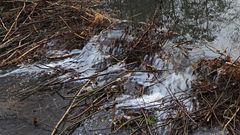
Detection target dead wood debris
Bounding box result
[167,56,240,135]
[0,0,111,68]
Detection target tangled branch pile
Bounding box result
[0,0,111,68]
[189,56,240,134]
[163,56,240,134]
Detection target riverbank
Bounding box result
[0,0,111,68]
[1,0,240,135]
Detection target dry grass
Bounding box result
[0,0,111,68]
[190,56,240,134]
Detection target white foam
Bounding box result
[117,67,194,109]
[0,34,106,78]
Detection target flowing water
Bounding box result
[1,0,240,134]
[106,0,240,59]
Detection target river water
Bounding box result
[1,0,240,134]
[107,0,240,58]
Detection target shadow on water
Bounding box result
[106,0,230,40]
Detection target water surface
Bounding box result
[106,0,240,59]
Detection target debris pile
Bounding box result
[189,56,240,134]
[162,56,240,134]
[0,0,111,68]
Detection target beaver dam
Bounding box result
[1,0,240,135]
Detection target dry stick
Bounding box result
[65,71,129,99]
[205,44,227,57]
[211,91,232,126]
[223,107,240,131]
[1,41,40,66]
[18,32,32,46]
[59,16,85,39]
[132,119,145,134]
[64,111,98,135]
[22,3,37,25]
[206,92,224,122]
[18,77,61,101]
[59,93,108,134]
[2,2,26,42]
[0,36,16,49]
[166,86,197,125]
[3,51,19,63]
[51,80,90,135]
[47,1,82,11]
[47,53,80,60]
[63,68,169,85]
[222,56,240,94]
[141,109,153,135]
[132,25,151,49]
[2,32,58,66]
[113,116,142,133]
[61,95,107,135]
[0,18,8,31]
[59,72,128,134]
[68,93,106,121]
[2,20,15,42]
[130,6,157,49]
[152,74,197,125]
[173,40,192,48]
[11,44,40,62]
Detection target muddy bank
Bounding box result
[0,74,68,135]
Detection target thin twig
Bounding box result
[51,80,90,135]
